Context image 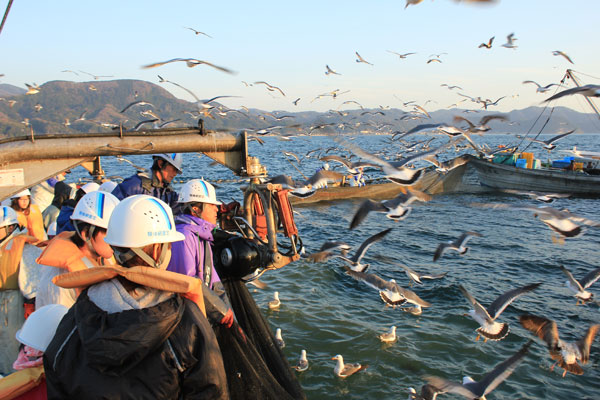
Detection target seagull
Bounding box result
[552,50,574,64]
[478,36,494,49]
[293,98,300,106]
[253,81,285,97]
[33,104,43,112]
[433,231,482,262]
[79,70,114,80]
[332,354,367,378]
[453,114,508,133]
[141,58,236,74]
[543,84,600,103]
[319,155,380,174]
[559,265,600,305]
[268,291,281,309]
[459,283,542,342]
[120,100,155,114]
[407,384,445,400]
[426,58,442,64]
[426,340,531,399]
[387,50,416,59]
[500,190,571,203]
[25,83,40,95]
[349,190,432,229]
[501,32,518,49]
[184,27,212,38]
[275,328,285,349]
[396,264,447,286]
[344,266,432,309]
[334,228,392,272]
[379,326,397,343]
[405,0,425,9]
[325,65,341,75]
[355,51,374,65]
[133,119,158,131]
[524,129,575,150]
[293,350,309,372]
[441,83,463,91]
[74,109,88,122]
[305,240,351,263]
[520,314,599,377]
[522,80,563,93]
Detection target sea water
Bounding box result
[83,133,600,399]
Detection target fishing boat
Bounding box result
[289,155,470,205]
[467,69,600,196]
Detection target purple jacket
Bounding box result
[167,214,221,288]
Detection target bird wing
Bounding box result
[185,59,236,74]
[283,151,301,164]
[459,285,493,322]
[350,199,389,230]
[479,114,508,126]
[420,272,447,280]
[560,265,585,292]
[433,242,451,262]
[343,266,396,292]
[453,115,475,129]
[519,314,559,350]
[305,169,344,187]
[523,80,542,88]
[141,58,187,69]
[334,137,395,171]
[543,86,590,102]
[351,228,393,264]
[319,155,351,168]
[395,285,432,307]
[133,119,158,131]
[476,340,532,397]
[456,231,482,247]
[579,267,600,289]
[576,324,599,364]
[487,283,542,320]
[424,377,476,399]
[546,129,575,145]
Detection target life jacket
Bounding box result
[0,366,45,400]
[0,233,37,290]
[15,205,46,243]
[35,231,99,273]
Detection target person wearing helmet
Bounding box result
[0,206,37,375]
[167,179,234,328]
[111,153,182,208]
[43,195,228,399]
[10,189,46,242]
[35,191,120,309]
[42,180,75,231]
[98,180,118,193]
[55,181,99,235]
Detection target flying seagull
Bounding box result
[552,50,574,64]
[520,314,598,377]
[325,65,341,75]
[433,231,482,262]
[543,84,600,103]
[524,129,575,150]
[120,100,155,114]
[253,81,286,97]
[349,189,431,229]
[355,51,374,65]
[319,154,380,174]
[426,340,531,399]
[184,27,212,38]
[396,264,447,286]
[501,32,518,49]
[387,50,416,59]
[305,240,351,263]
[459,283,542,341]
[334,228,392,272]
[142,58,236,74]
[522,80,563,93]
[478,36,494,49]
[559,265,600,305]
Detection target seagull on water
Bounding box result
[520,314,599,377]
[379,326,397,343]
[332,354,367,378]
[426,340,531,399]
[349,189,432,230]
[459,283,542,342]
[334,228,392,272]
[293,350,309,372]
[433,231,482,262]
[275,328,285,349]
[268,291,281,309]
[559,265,600,305]
[396,264,447,286]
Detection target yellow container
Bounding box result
[520,152,534,169]
[574,162,584,171]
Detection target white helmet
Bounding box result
[178,179,222,205]
[98,180,118,193]
[80,182,100,194]
[154,153,183,173]
[15,304,68,352]
[71,191,120,229]
[0,206,19,228]
[104,195,184,248]
[11,189,31,199]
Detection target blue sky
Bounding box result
[1,0,598,114]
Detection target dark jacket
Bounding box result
[112,172,178,208]
[55,204,75,234]
[43,290,228,400]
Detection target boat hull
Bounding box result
[468,155,600,195]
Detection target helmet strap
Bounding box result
[0,225,19,247]
[74,220,98,258]
[131,243,170,269]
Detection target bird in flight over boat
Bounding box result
[453,114,508,133]
[387,50,416,59]
[184,27,212,38]
[334,228,392,272]
[552,50,574,64]
[524,129,575,150]
[349,190,431,230]
[501,33,518,49]
[325,65,341,75]
[478,36,494,49]
[332,354,367,378]
[520,314,599,377]
[433,231,482,262]
[426,341,531,398]
[459,283,542,342]
[559,265,600,305]
[522,80,563,93]
[142,58,236,74]
[543,84,600,103]
[319,154,380,174]
[355,51,374,65]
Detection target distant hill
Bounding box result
[1,79,599,138]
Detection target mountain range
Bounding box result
[1,80,599,138]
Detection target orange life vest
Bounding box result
[35,231,99,273]
[0,366,45,400]
[15,205,46,243]
[0,233,37,290]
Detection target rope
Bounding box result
[0,0,14,36]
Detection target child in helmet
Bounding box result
[55,182,99,235]
[111,153,182,208]
[43,195,228,399]
[10,190,46,242]
[35,191,119,309]
[168,179,234,328]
